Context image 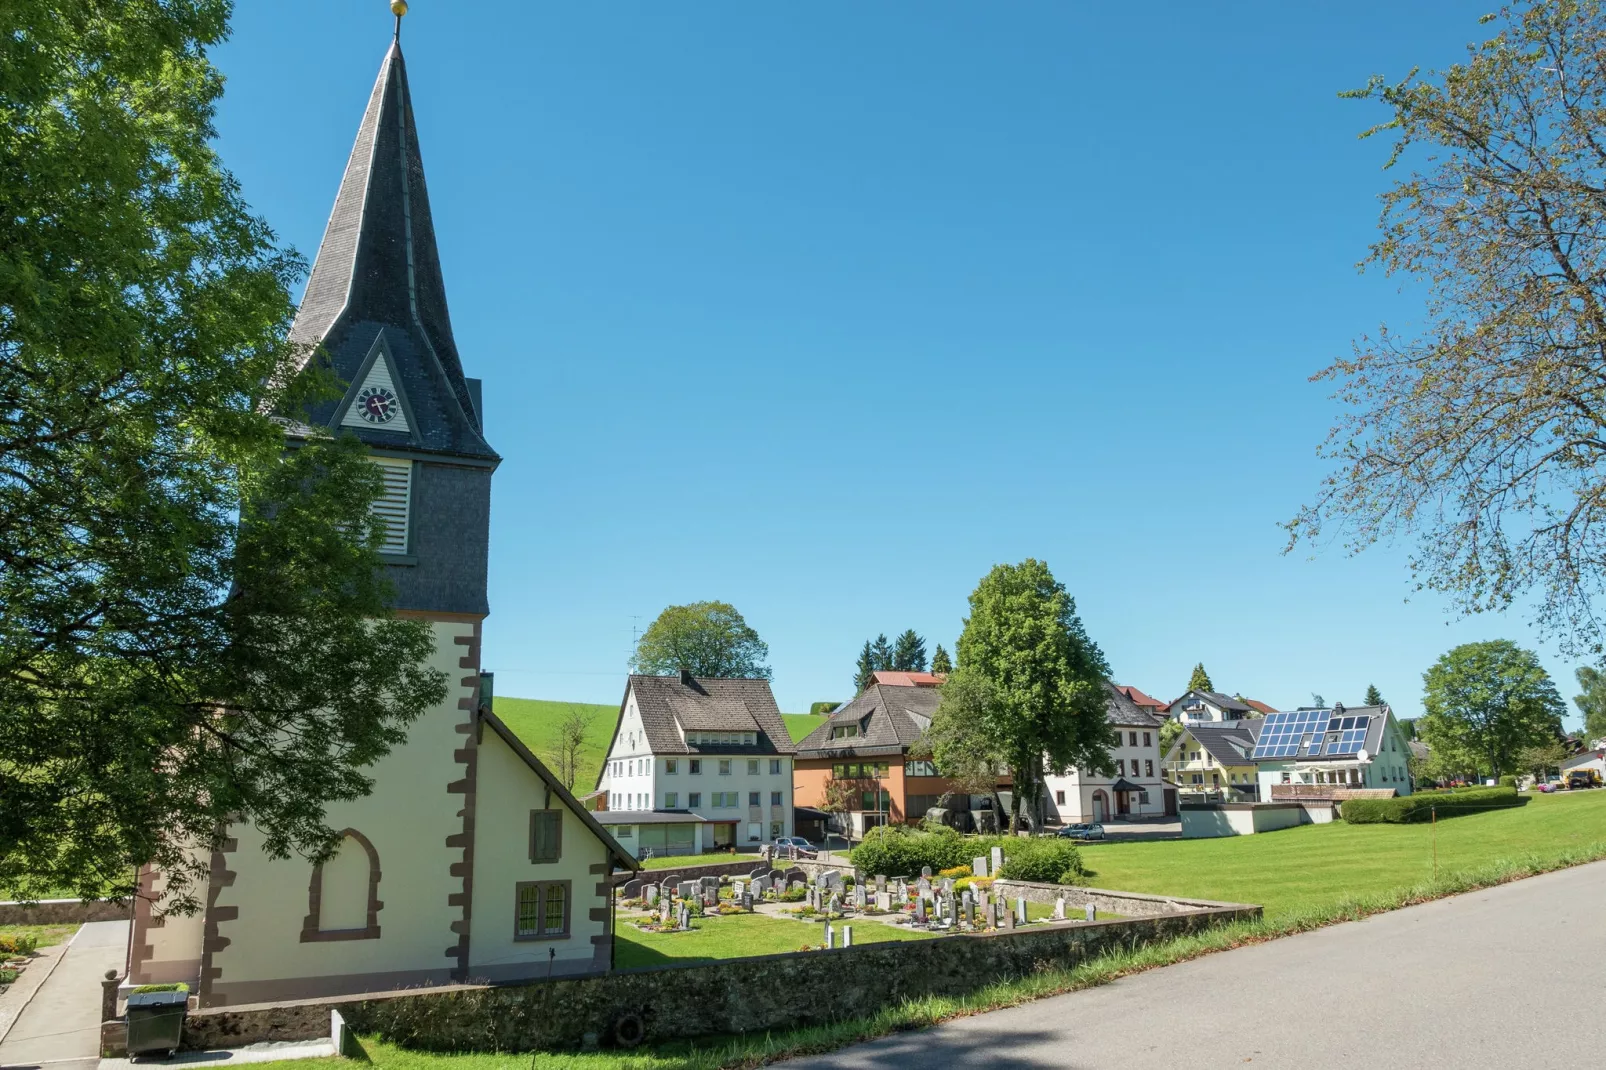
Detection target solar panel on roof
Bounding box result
[1252,708,1334,759]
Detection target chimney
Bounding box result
[679,668,694,686]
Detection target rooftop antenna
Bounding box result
[391,0,408,41]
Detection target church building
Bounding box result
[126,12,635,1006]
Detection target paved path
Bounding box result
[788,860,1606,1069]
[0,921,126,1070]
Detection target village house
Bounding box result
[1166,690,1256,726]
[1161,721,1263,802]
[794,671,1010,838]
[1042,683,1173,823]
[594,673,797,855]
[125,25,637,1006]
[1112,684,1168,719]
[1252,704,1415,797]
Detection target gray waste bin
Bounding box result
[125,989,187,1056]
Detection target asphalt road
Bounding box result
[787,859,1606,1069]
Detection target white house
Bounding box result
[1042,683,1171,823]
[125,24,638,1006]
[595,672,797,856]
[1561,747,1605,781]
[1166,690,1255,726]
[1252,704,1414,798]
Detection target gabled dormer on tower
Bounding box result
[289,35,498,616]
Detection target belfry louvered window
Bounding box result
[371,458,412,554]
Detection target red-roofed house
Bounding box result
[870,670,947,688]
[1113,684,1166,717]
[1241,698,1278,716]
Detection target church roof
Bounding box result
[289,39,497,463]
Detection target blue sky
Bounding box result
[214,2,1587,728]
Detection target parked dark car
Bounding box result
[1055,823,1107,841]
[771,836,818,859]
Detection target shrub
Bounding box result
[1498,774,1517,788]
[937,865,972,880]
[0,969,16,986]
[952,875,993,894]
[809,702,841,715]
[779,886,806,902]
[996,839,1084,884]
[0,935,39,957]
[131,983,189,994]
[1341,786,1523,824]
[848,825,973,877]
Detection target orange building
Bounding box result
[794,672,1008,838]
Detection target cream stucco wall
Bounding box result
[131,857,207,986]
[468,727,613,982]
[203,618,478,1006]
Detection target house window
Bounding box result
[1115,759,1125,776]
[665,792,678,808]
[1129,732,1138,747]
[615,825,632,838]
[831,725,859,739]
[371,458,413,555]
[770,821,783,838]
[666,759,678,775]
[1281,771,1291,784]
[748,759,760,775]
[1145,760,1154,777]
[688,792,701,808]
[1143,732,1151,747]
[1055,790,1065,805]
[770,759,782,774]
[1139,790,1150,804]
[690,760,702,775]
[719,760,731,776]
[904,760,938,777]
[770,790,782,805]
[529,810,562,863]
[748,791,760,806]
[832,763,846,778]
[515,881,569,940]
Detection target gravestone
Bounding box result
[963,890,975,926]
[1002,902,1015,930]
[770,868,787,882]
[941,877,955,895]
[660,899,672,924]
[784,868,807,885]
[1052,896,1066,921]
[741,892,753,911]
[790,880,805,892]
[853,867,864,887]
[732,880,745,898]
[921,865,933,879]
[1085,903,1096,922]
[645,886,659,908]
[876,890,891,912]
[914,897,927,924]
[917,877,931,897]
[677,903,689,929]
[825,924,835,950]
[662,874,681,891]
[1016,897,1027,924]
[854,884,867,909]
[678,881,698,899]
[622,879,643,899]
[828,893,841,916]
[750,866,770,880]
[700,876,720,892]
[876,874,887,892]
[704,889,718,908]
[753,876,771,896]
[991,845,1004,874]
[842,925,853,948]
[972,856,988,877]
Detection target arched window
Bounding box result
[301,829,382,942]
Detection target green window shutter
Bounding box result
[529,810,562,862]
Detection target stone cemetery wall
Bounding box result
[610,858,765,885]
[990,880,1244,919]
[183,902,1260,1053]
[0,899,131,925]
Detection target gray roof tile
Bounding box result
[623,675,796,758]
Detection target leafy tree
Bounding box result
[917,672,1009,824]
[1364,684,1385,706]
[0,1,446,910]
[548,705,595,791]
[891,629,928,672]
[1573,666,1606,743]
[631,601,771,679]
[1419,640,1566,779]
[1515,739,1569,782]
[871,633,894,674]
[853,641,877,693]
[951,559,1112,833]
[1286,1,1606,657]
[1187,663,1214,692]
[931,644,953,675]
[1159,718,1185,754]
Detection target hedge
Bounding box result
[809,702,841,715]
[847,826,1083,884]
[1341,786,1523,824]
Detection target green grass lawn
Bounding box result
[492,698,618,792]
[0,923,79,949]
[1076,789,1606,920]
[614,910,933,968]
[781,712,826,742]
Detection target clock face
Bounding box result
[356,386,400,424]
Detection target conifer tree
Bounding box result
[931,644,953,674]
[1188,663,1214,692]
[854,641,877,693]
[1364,683,1385,706]
[892,629,928,672]
[872,633,894,673]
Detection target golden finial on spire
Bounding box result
[390,1,409,15]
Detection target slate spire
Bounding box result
[290,34,497,462]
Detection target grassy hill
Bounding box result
[493,699,827,789]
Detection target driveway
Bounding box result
[787,859,1606,1068]
[0,920,127,1070]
